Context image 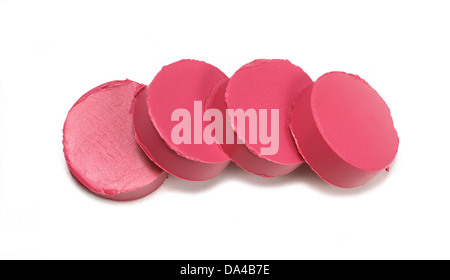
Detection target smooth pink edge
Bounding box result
[219,139,303,178]
[213,77,302,177]
[224,59,307,166]
[289,83,380,188]
[310,72,400,172]
[133,86,230,181]
[146,59,231,163]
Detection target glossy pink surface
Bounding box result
[220,59,312,177]
[290,72,399,188]
[134,86,230,181]
[134,60,230,181]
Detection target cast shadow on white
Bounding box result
[164,160,393,196]
[64,155,396,203]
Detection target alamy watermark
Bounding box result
[170,101,279,155]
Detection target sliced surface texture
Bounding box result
[63,80,167,200]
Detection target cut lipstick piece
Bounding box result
[63,80,167,201]
[290,72,399,188]
[216,59,313,177]
[133,60,230,181]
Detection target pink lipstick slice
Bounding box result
[290,72,399,188]
[216,59,313,177]
[133,60,230,181]
[63,80,167,201]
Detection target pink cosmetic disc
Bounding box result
[63,80,167,201]
[215,59,313,177]
[290,72,399,188]
[133,60,230,181]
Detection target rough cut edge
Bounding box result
[224,59,309,166]
[144,59,230,164]
[133,85,230,181]
[62,80,166,199]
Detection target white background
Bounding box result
[0,0,449,260]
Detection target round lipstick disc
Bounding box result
[63,80,167,201]
[290,72,399,188]
[133,60,230,181]
[218,59,313,177]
